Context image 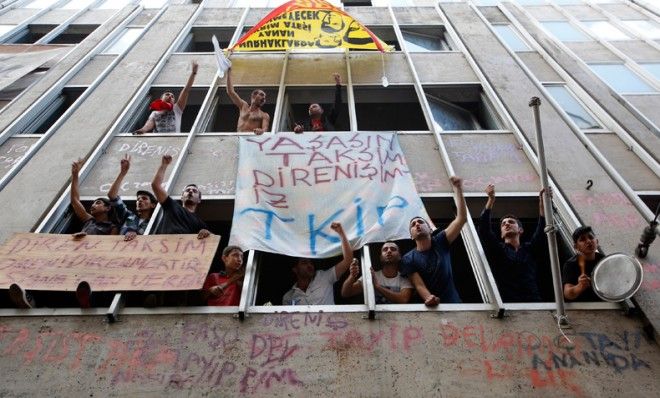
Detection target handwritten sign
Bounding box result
[229,132,429,257]
[0,233,220,291]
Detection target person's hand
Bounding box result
[486,183,495,199]
[330,222,344,235]
[253,128,264,135]
[132,129,145,135]
[577,274,591,291]
[161,155,173,166]
[540,187,553,199]
[120,154,131,174]
[294,124,303,134]
[333,72,341,85]
[124,231,137,241]
[71,159,83,177]
[349,259,359,279]
[424,295,440,307]
[449,176,463,189]
[197,229,210,239]
[191,60,199,74]
[211,285,224,297]
[72,231,87,240]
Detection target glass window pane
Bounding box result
[545,85,601,129]
[553,0,583,4]
[583,21,630,41]
[102,28,142,54]
[0,25,16,36]
[620,20,660,40]
[492,24,530,51]
[473,0,500,5]
[97,0,131,9]
[589,64,655,93]
[25,0,59,8]
[541,21,590,42]
[640,63,660,82]
[141,0,167,8]
[401,31,446,52]
[60,0,94,8]
[429,98,476,131]
[517,0,546,4]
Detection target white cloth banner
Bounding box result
[229,132,430,258]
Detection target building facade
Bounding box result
[0,0,659,396]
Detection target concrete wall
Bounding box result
[0,311,657,397]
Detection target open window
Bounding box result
[204,87,277,132]
[0,68,48,110]
[177,27,235,52]
[278,86,349,132]
[425,85,502,131]
[47,24,99,44]
[13,87,85,134]
[354,85,427,131]
[367,26,400,51]
[400,26,453,52]
[5,25,56,44]
[119,86,208,133]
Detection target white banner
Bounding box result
[229,132,429,258]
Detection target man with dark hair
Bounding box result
[203,246,245,306]
[341,241,413,304]
[283,222,352,305]
[294,73,342,133]
[226,67,270,134]
[133,60,198,134]
[401,176,467,306]
[151,155,210,238]
[477,183,548,302]
[562,226,604,302]
[108,154,157,241]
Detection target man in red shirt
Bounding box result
[203,245,244,306]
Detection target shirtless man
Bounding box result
[226,67,270,134]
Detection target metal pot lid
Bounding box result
[592,253,644,303]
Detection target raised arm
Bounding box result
[108,154,130,201]
[151,155,172,204]
[328,72,342,124]
[409,272,439,306]
[176,61,198,111]
[331,221,353,279]
[444,176,467,244]
[531,187,551,249]
[478,184,499,247]
[70,159,92,222]
[340,259,363,298]
[226,67,247,109]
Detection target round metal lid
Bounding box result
[592,253,644,303]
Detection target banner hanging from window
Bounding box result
[229,132,429,258]
[231,0,394,52]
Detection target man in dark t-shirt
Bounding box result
[293,73,343,133]
[562,226,604,302]
[151,155,210,238]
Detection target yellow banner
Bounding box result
[232,0,393,52]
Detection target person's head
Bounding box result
[572,226,598,257]
[222,245,244,273]
[135,190,157,214]
[250,89,266,107]
[499,214,523,240]
[409,216,432,240]
[90,197,112,218]
[380,241,401,266]
[181,184,202,205]
[292,257,316,281]
[308,103,324,118]
[161,91,175,104]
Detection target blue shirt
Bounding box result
[401,230,462,304]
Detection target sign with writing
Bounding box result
[229,132,429,258]
[0,233,220,291]
[232,0,393,52]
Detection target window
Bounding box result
[24,0,59,8]
[5,25,55,44]
[48,24,99,44]
[101,28,142,54]
[372,0,412,5]
[96,0,132,9]
[0,24,16,38]
[544,85,601,129]
[14,87,86,134]
[232,0,288,6]
[0,69,48,111]
[620,20,660,40]
[492,24,531,52]
[354,86,427,131]
[368,26,400,51]
[582,21,630,41]
[401,27,452,52]
[205,87,277,132]
[141,0,167,8]
[516,0,546,4]
[589,64,655,94]
[540,21,590,42]
[177,27,235,52]
[278,86,348,132]
[60,0,94,8]
[640,63,660,82]
[426,86,501,131]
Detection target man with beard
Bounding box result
[107,154,156,241]
[341,241,413,304]
[294,73,343,133]
[226,67,270,134]
[562,226,604,302]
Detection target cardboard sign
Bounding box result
[0,233,221,291]
[229,132,429,258]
